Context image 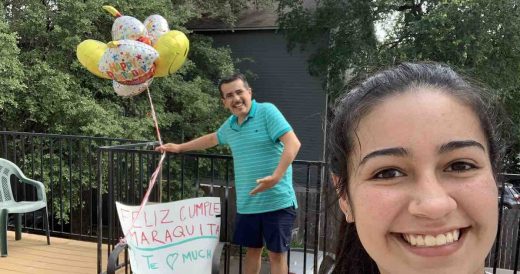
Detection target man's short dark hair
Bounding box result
[218,73,250,97]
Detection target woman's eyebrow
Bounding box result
[438,140,485,154]
[359,147,408,166]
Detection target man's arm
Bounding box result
[250,130,301,195]
[155,132,219,153]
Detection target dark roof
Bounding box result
[187,1,316,31]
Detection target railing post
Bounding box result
[225,159,231,274]
[108,151,114,254]
[494,177,506,273]
[97,148,103,274]
[59,138,64,233]
[303,164,310,274]
[322,164,329,265]
[313,164,322,274]
[514,207,520,274]
[49,137,54,231]
[78,140,83,237]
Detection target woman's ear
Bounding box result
[332,174,354,223]
[339,197,354,223]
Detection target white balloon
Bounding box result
[112,16,148,41]
[98,40,159,84]
[113,79,153,97]
[143,15,170,45]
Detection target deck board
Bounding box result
[0,231,123,274]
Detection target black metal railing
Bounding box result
[0,131,142,241]
[2,131,520,273]
[95,142,330,274]
[487,173,520,273]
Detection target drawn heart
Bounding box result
[166,253,179,270]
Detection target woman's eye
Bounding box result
[373,169,404,179]
[445,161,477,172]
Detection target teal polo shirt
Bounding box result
[217,100,298,214]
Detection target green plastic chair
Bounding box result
[0,158,50,257]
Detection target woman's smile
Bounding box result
[402,228,460,247]
[392,227,470,257]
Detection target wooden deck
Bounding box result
[0,231,117,274]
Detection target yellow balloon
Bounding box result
[102,5,122,18]
[153,30,189,77]
[77,40,111,79]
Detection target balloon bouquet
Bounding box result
[77,5,189,97]
[76,6,189,237]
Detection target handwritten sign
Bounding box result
[116,197,221,274]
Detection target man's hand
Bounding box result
[249,175,281,195]
[155,143,182,153]
[249,131,300,196]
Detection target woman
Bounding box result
[328,62,504,274]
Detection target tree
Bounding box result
[278,0,520,170]
[1,0,273,225]
[0,6,25,130]
[2,0,274,141]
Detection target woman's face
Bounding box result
[342,89,498,274]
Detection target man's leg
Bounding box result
[268,250,288,274]
[244,247,263,274]
[263,206,296,274]
[233,212,264,274]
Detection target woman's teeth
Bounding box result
[402,229,460,247]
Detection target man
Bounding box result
[155,73,300,274]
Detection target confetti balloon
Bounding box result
[143,15,170,45]
[98,40,158,85]
[113,78,153,97]
[76,5,190,97]
[111,16,147,41]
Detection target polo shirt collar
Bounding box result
[230,100,257,129]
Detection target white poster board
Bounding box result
[116,197,221,274]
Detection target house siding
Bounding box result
[201,30,327,162]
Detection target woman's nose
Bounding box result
[408,175,457,219]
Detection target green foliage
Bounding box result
[279,0,520,170]
[1,0,272,225]
[1,0,270,140]
[171,0,276,26]
[0,7,26,129]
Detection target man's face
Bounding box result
[220,79,253,121]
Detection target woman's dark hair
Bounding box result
[328,62,505,274]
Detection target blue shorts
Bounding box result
[233,206,296,253]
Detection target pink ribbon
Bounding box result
[120,86,165,243]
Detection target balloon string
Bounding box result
[121,85,165,243]
[146,85,163,145]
